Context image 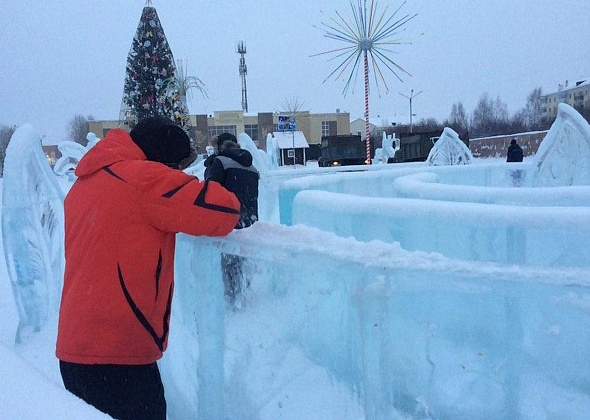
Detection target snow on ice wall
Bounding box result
[2,125,65,343]
[166,223,590,420]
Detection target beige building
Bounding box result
[89,110,350,154]
[541,78,589,119]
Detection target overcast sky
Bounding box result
[1,0,588,143]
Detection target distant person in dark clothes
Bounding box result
[204,133,259,306]
[205,133,259,229]
[507,138,524,162]
[507,138,524,186]
[56,116,240,420]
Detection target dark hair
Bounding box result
[216,132,238,149]
[510,139,517,145]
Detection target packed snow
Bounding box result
[1,103,590,419]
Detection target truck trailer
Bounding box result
[318,135,367,167]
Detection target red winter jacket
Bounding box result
[56,129,240,365]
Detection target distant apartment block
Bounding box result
[541,78,589,120]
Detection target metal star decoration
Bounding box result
[312,0,419,163]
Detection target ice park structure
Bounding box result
[2,103,590,419]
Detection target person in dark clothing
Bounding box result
[204,133,259,229]
[506,138,524,162]
[506,138,524,186]
[204,133,260,306]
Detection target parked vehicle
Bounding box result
[318,135,367,167]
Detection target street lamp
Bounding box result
[399,89,422,133]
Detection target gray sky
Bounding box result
[1,0,588,143]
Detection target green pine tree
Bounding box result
[121,6,189,131]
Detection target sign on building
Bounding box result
[278,115,296,131]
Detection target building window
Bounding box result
[322,121,330,137]
[245,124,258,142]
[208,125,237,138]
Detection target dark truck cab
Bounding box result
[318,134,367,167]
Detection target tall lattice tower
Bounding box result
[237,41,248,113]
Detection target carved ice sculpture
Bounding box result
[238,133,267,178]
[86,132,100,149]
[266,133,279,169]
[53,132,101,176]
[2,125,65,343]
[426,127,473,166]
[379,131,399,163]
[532,103,590,187]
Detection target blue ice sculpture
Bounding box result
[532,103,590,187]
[2,125,65,343]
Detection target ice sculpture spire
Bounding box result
[532,103,590,187]
[238,132,267,178]
[2,125,65,343]
[426,127,473,166]
[266,133,279,169]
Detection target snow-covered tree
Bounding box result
[121,5,189,131]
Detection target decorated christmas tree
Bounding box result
[120,2,190,131]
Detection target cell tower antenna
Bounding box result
[237,41,248,113]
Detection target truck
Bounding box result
[318,134,367,167]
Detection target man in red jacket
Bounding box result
[56,116,240,420]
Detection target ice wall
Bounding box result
[280,107,590,268]
[164,222,590,420]
[292,189,590,268]
[279,161,528,225]
[2,125,65,343]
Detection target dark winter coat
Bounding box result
[56,128,240,365]
[205,148,259,229]
[507,144,524,162]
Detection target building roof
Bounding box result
[544,78,589,96]
[350,117,379,127]
[272,131,309,149]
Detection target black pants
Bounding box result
[59,361,166,420]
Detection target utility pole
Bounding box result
[399,89,422,133]
[237,41,248,113]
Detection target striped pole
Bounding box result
[363,51,371,164]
